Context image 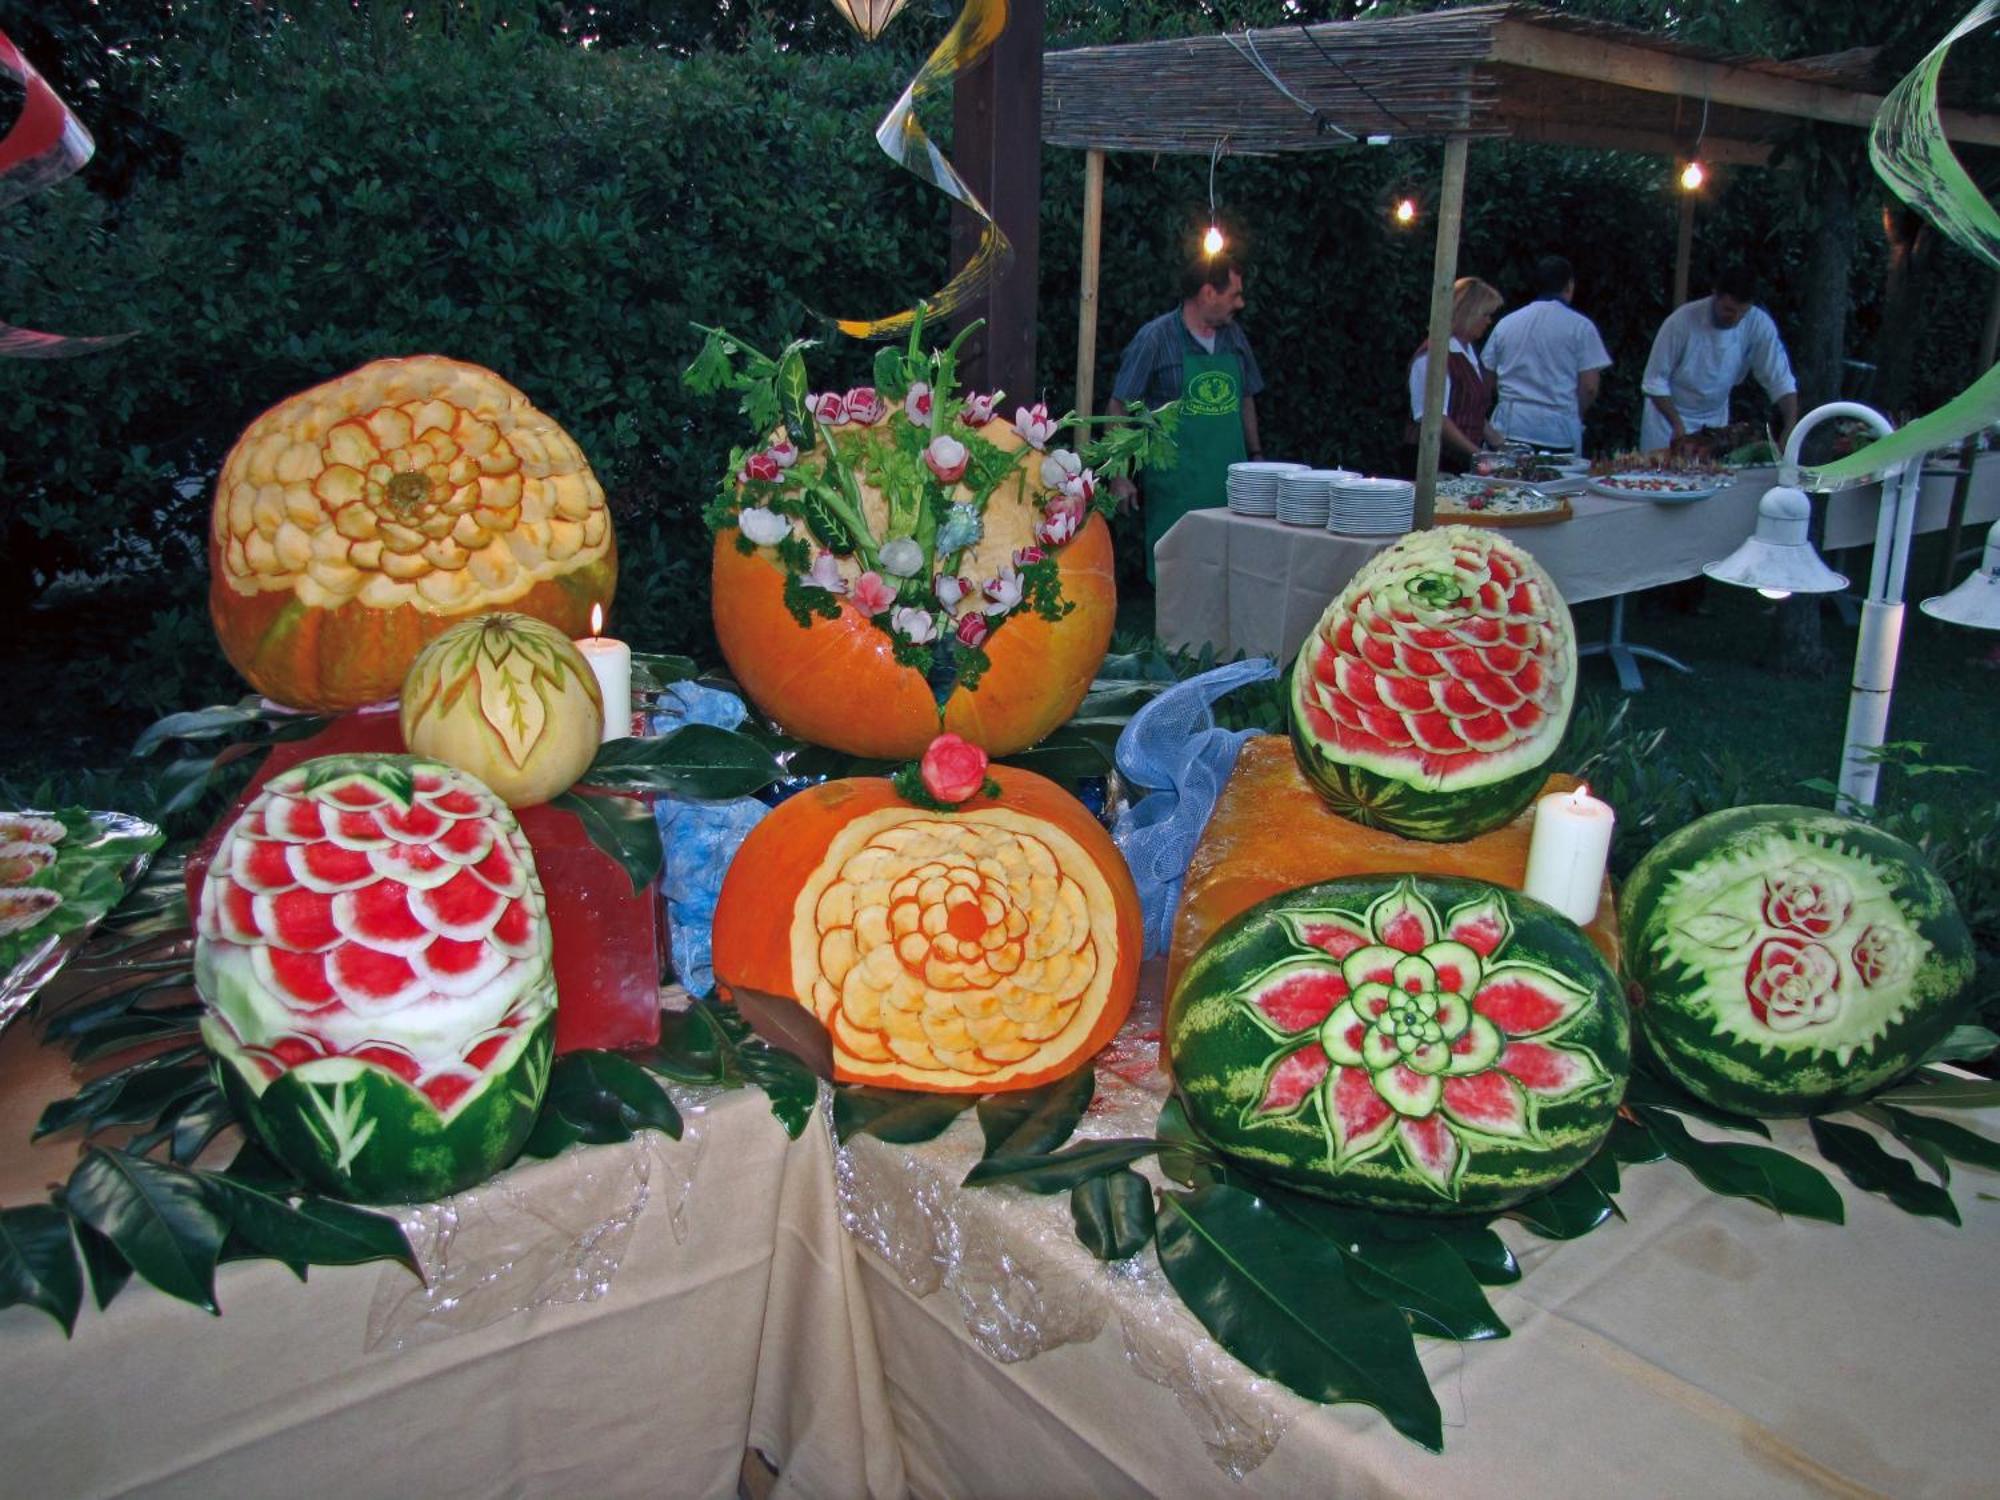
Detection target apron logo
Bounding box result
[1184,369,1239,417]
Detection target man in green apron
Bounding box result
[1107,256,1266,580]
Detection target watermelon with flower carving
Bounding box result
[1168,875,1628,1213]
[1620,806,1973,1118]
[1290,527,1575,841]
[195,753,555,1203]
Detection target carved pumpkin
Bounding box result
[712,763,1141,1092]
[711,419,1116,759]
[209,356,617,711]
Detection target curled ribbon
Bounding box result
[0,28,134,358]
[832,0,1014,340]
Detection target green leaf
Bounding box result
[67,1004,206,1063]
[1875,1072,2000,1110]
[1071,1170,1156,1261]
[1581,1142,1623,1205]
[1156,1183,1443,1452]
[132,702,280,756]
[549,790,663,895]
[1919,1026,2000,1066]
[1624,1068,1770,1137]
[35,1049,212,1140]
[542,1051,683,1144]
[1608,1115,1667,1165]
[169,1089,238,1166]
[1867,1103,2000,1175]
[1154,1094,1216,1187]
[1807,1118,1959,1224]
[0,1204,83,1335]
[1505,1171,1616,1240]
[519,1106,586,1161]
[201,1174,423,1273]
[976,1070,1095,1160]
[833,1087,976,1145]
[1428,1221,1520,1287]
[961,1137,1164,1194]
[64,1147,228,1312]
[578,724,784,799]
[707,1004,818,1139]
[73,1221,132,1311]
[1634,1108,1844,1223]
[645,1003,733,1085]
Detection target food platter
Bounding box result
[1588,471,1728,504]
[1435,479,1573,527]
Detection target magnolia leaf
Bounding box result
[833,1087,977,1145]
[1429,1221,1520,1287]
[1609,1115,1668,1164]
[1156,1183,1443,1452]
[1919,1026,2000,1066]
[132,702,279,756]
[579,724,784,800]
[1864,1103,2000,1175]
[704,1001,819,1139]
[1154,1095,1217,1187]
[1808,1118,1959,1224]
[1876,1072,2000,1110]
[1581,1143,1623,1205]
[67,1004,205,1063]
[200,1174,422,1273]
[1635,1108,1844,1223]
[170,1089,238,1165]
[630,652,700,689]
[1505,1171,1615,1239]
[1624,1067,1771,1137]
[519,1106,586,1161]
[977,1070,1095,1160]
[541,1050,683,1144]
[64,1147,228,1312]
[549,790,663,896]
[960,1137,1163,1194]
[1071,1170,1156,1261]
[73,1221,132,1311]
[0,1204,83,1335]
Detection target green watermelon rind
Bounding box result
[1619,805,1975,1119]
[206,1012,555,1205]
[1168,875,1631,1215]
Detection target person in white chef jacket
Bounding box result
[1485,254,1611,453]
[1639,263,1800,454]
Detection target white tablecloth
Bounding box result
[1156,457,2000,663]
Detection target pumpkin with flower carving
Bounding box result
[209,356,617,711]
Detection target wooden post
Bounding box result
[949,0,1043,401]
[1673,189,1695,308]
[1937,267,2000,592]
[1072,149,1106,446]
[1414,135,1470,530]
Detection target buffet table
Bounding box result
[838,1002,2000,1500]
[0,1019,905,1500]
[1155,457,2000,665]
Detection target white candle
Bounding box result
[575,603,632,743]
[1523,785,1615,926]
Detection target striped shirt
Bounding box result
[1110,309,1266,408]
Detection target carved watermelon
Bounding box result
[1168,875,1628,1213]
[1290,527,1575,841]
[195,753,555,1203]
[1620,806,1975,1118]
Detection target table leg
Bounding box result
[1576,594,1694,693]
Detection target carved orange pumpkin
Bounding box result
[713,764,1141,1092]
[711,420,1115,759]
[209,356,617,711]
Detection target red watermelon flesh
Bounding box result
[196,754,555,1111]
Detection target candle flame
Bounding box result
[590,602,604,638]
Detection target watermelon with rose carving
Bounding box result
[195,753,555,1203]
[1290,527,1575,841]
[1168,874,1628,1213]
[1620,805,1974,1118]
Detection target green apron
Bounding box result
[1144,347,1246,581]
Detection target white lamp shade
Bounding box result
[1703,486,1849,595]
[829,0,909,40]
[1920,521,2000,630]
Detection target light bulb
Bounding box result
[1757,587,1792,601]
[1393,197,1417,225]
[1202,224,1225,256]
[1679,161,1706,192]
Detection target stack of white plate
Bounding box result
[1275,469,1355,527]
[1328,477,1416,536]
[1226,461,1306,516]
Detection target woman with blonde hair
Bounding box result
[1405,277,1504,475]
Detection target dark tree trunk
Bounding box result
[1873,207,1937,421]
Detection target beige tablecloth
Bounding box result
[1156,458,2000,663]
[838,1003,2000,1499]
[0,1019,904,1500]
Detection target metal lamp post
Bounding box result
[1921,520,2000,629]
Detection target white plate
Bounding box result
[1588,472,1726,503]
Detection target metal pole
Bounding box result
[1073,149,1105,447]
[1414,136,1470,530]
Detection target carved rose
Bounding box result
[1850,923,1914,990]
[851,571,896,616]
[738,451,783,485]
[920,733,989,804]
[1761,866,1852,938]
[1745,935,1842,1032]
[954,611,989,648]
[843,387,886,425]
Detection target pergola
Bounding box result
[1043,3,2000,523]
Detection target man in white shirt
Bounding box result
[1484,254,1611,453]
[1640,264,1799,453]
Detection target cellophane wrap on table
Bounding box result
[650,683,770,996]
[836,991,1321,1479]
[1111,659,1280,956]
[364,1082,723,1353]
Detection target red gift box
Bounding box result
[185,708,664,1054]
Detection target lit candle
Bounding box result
[1523,784,1615,926]
[574,602,632,743]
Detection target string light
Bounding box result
[1679,160,1706,192]
[1204,139,1228,258]
[1202,224,1226,256]
[1393,196,1418,226]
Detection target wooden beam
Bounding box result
[1072,149,1105,447]
[1673,191,1695,309]
[1414,135,1470,530]
[1495,114,1771,165]
[950,0,1043,399]
[1491,16,2000,148]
